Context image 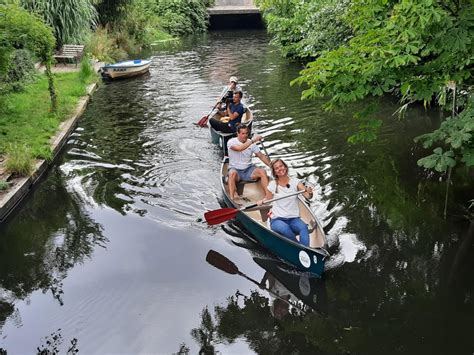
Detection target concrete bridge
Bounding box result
[208,0,259,15]
[208,0,262,29]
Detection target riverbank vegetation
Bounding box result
[258,0,473,170]
[257,0,473,214]
[0,68,97,173]
[0,0,211,177]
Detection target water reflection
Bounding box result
[0,170,105,332]
[0,30,472,353]
[188,249,328,354]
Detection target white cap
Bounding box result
[229,76,238,83]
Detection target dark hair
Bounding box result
[233,90,243,98]
[236,124,249,133]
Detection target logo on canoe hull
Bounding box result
[299,251,311,268]
[299,274,311,296]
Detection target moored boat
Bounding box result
[100,59,151,79]
[209,109,253,154]
[219,157,329,277]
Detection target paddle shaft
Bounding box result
[204,190,305,225]
[239,190,304,212]
[259,139,270,158]
[207,84,232,116]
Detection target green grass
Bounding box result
[5,143,33,176]
[0,70,98,161]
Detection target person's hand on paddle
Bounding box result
[303,184,314,200]
[257,199,266,206]
[251,135,263,143]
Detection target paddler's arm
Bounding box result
[229,138,253,152]
[255,151,271,168]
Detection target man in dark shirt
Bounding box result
[209,90,245,133]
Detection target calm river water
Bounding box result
[0,31,472,354]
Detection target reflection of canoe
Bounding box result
[253,256,327,314]
[209,109,253,154]
[100,59,151,79]
[220,158,330,277]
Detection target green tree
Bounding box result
[0,3,57,111]
[94,0,132,26]
[291,0,473,172]
[255,0,352,58]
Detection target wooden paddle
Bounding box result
[205,250,307,313]
[259,139,271,159]
[196,84,232,127]
[204,190,304,225]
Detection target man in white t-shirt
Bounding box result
[227,125,271,201]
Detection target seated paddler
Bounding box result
[209,90,245,134]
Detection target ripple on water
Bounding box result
[62,32,367,265]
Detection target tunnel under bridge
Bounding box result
[208,0,263,30]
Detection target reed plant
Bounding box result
[78,55,94,83]
[5,143,34,177]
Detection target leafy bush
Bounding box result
[257,0,352,58]
[154,0,209,36]
[85,26,115,63]
[0,3,57,111]
[2,49,37,93]
[5,143,34,177]
[78,55,94,82]
[416,102,474,172]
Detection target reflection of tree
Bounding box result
[0,171,106,327]
[191,290,338,354]
[36,329,79,354]
[190,307,217,355]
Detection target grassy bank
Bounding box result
[0,69,98,164]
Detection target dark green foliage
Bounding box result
[416,102,474,171]
[0,3,57,111]
[154,0,209,36]
[95,0,132,26]
[259,0,474,172]
[2,49,36,93]
[256,0,352,58]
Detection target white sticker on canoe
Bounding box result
[299,251,311,268]
[299,274,311,296]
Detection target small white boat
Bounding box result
[100,59,151,79]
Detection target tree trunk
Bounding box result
[44,59,57,113]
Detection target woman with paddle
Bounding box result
[258,159,314,247]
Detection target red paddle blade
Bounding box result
[197,115,209,127]
[204,207,239,225]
